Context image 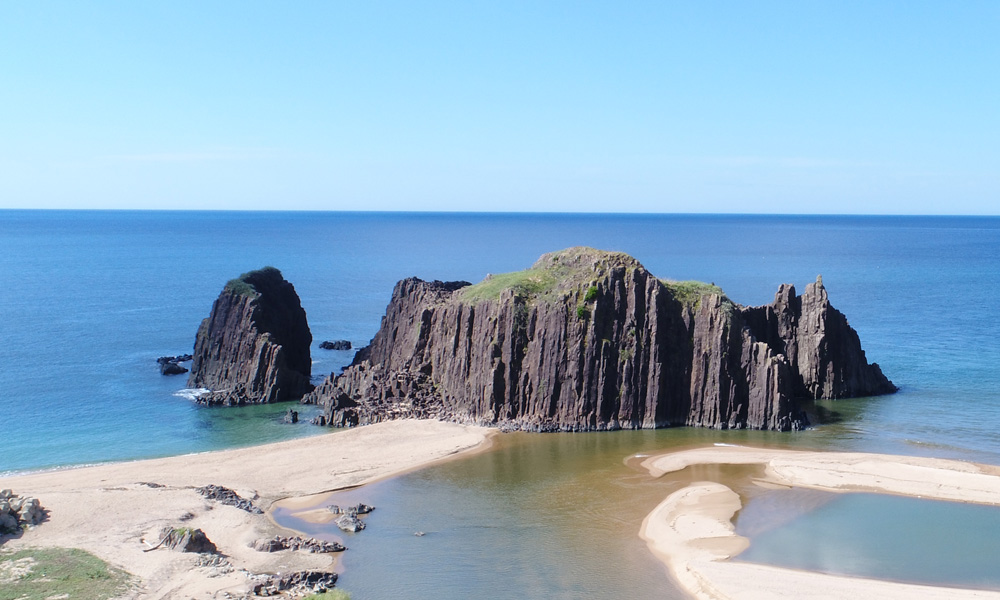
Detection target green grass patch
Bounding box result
[459,247,639,305]
[459,268,558,303]
[224,266,282,297]
[661,279,726,307]
[0,547,133,600]
[576,305,591,319]
[302,591,351,600]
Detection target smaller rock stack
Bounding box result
[188,267,313,406]
[0,490,43,532]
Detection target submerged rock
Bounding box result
[188,267,313,405]
[304,247,895,432]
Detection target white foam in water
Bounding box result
[174,388,211,401]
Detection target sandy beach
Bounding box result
[0,419,491,599]
[640,446,1000,600]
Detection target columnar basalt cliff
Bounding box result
[188,267,313,406]
[303,248,895,431]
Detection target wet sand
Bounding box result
[640,446,1000,600]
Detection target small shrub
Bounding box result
[576,305,590,319]
[584,286,599,302]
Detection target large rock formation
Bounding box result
[303,248,895,432]
[188,267,313,406]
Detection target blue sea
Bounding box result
[2,211,999,473]
[3,211,1000,597]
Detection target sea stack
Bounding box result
[304,247,894,431]
[188,267,313,406]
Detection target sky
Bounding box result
[1,1,998,214]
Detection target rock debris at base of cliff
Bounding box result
[188,266,313,406]
[303,247,895,432]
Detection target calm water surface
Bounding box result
[736,491,1000,589]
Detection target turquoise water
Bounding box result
[736,492,1000,589]
[2,211,1000,595]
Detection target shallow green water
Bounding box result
[276,428,825,599]
[735,491,1000,590]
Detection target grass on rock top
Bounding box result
[224,266,282,297]
[459,247,637,304]
[458,247,727,308]
[661,280,727,307]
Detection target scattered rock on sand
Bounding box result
[250,535,345,553]
[195,485,263,514]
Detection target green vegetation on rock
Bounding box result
[459,267,558,303]
[302,591,351,600]
[224,266,282,297]
[460,247,637,304]
[0,547,133,600]
[662,279,727,307]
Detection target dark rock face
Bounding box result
[319,340,352,350]
[303,248,895,432]
[188,267,313,405]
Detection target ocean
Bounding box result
[2,211,1000,596]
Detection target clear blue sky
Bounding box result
[1,1,997,213]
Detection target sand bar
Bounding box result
[640,445,1000,600]
[0,419,491,599]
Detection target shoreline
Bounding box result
[0,419,493,599]
[639,445,1000,600]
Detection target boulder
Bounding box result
[160,362,188,376]
[334,514,366,533]
[157,526,217,553]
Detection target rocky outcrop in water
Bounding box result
[304,248,895,432]
[250,571,338,596]
[188,267,312,406]
[319,340,352,350]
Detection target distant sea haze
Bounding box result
[1,211,999,473]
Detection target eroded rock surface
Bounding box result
[305,248,895,432]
